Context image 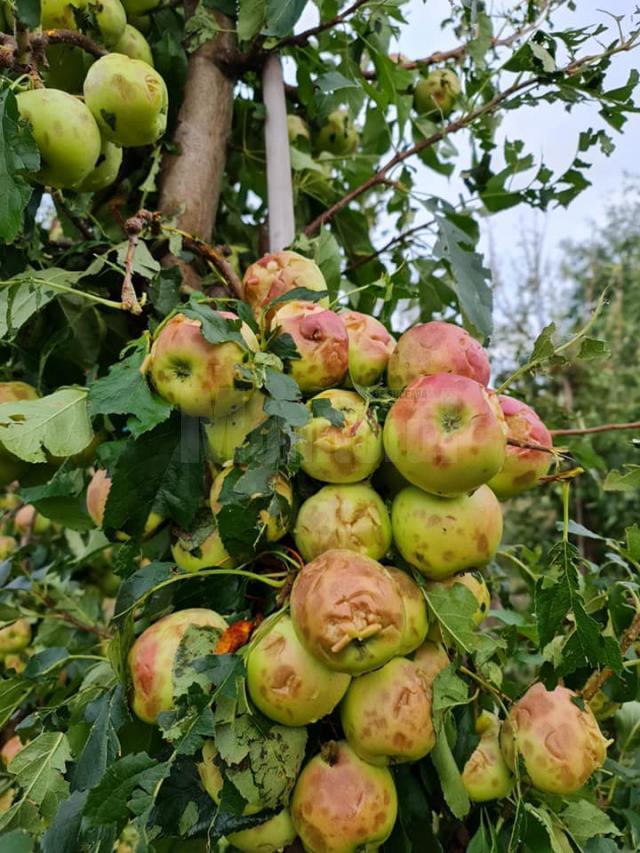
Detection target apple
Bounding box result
[0,619,31,654]
[339,310,396,387]
[314,109,358,155]
[83,53,168,147]
[14,505,52,535]
[462,712,513,801]
[270,301,348,395]
[242,251,328,319]
[246,614,351,726]
[414,69,461,119]
[210,466,293,544]
[41,0,126,48]
[0,735,23,767]
[40,0,83,28]
[87,0,127,48]
[16,89,101,188]
[383,374,507,496]
[128,608,228,724]
[293,483,391,562]
[144,312,258,418]
[121,0,163,15]
[297,389,384,483]
[501,682,609,795]
[488,395,553,499]
[341,657,436,765]
[204,392,267,465]
[291,741,397,851]
[429,572,490,626]
[42,45,87,94]
[3,653,27,674]
[172,527,236,573]
[387,321,490,393]
[86,468,163,538]
[0,383,40,485]
[113,24,154,66]
[287,115,310,142]
[385,566,429,655]
[197,740,264,815]
[227,810,297,852]
[412,641,450,687]
[289,549,406,674]
[78,138,123,192]
[0,535,17,560]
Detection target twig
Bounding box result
[507,437,557,456]
[345,219,435,271]
[52,190,95,241]
[551,421,640,437]
[121,211,153,316]
[277,0,370,49]
[52,611,112,639]
[39,29,106,59]
[161,225,244,299]
[581,610,640,702]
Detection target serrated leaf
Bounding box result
[429,724,470,819]
[263,0,307,37]
[577,337,611,360]
[0,269,74,339]
[603,466,640,492]
[83,753,169,827]
[0,89,39,243]
[561,800,622,847]
[72,686,129,792]
[41,790,88,853]
[238,0,265,41]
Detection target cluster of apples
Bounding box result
[11,0,167,190]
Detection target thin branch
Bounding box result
[52,610,112,639]
[277,0,370,49]
[551,421,640,437]
[52,190,95,241]
[345,219,435,271]
[161,225,244,299]
[39,29,106,59]
[581,609,640,702]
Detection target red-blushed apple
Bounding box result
[297,389,383,483]
[385,566,429,655]
[86,468,163,539]
[383,374,507,496]
[414,69,461,118]
[128,608,228,724]
[387,321,490,393]
[14,505,51,536]
[0,382,40,486]
[227,810,297,852]
[462,712,513,801]
[488,395,553,499]
[339,310,395,386]
[204,392,267,465]
[143,312,258,418]
[0,735,23,767]
[0,535,17,560]
[392,484,503,578]
[246,614,351,726]
[501,682,609,795]
[289,549,406,674]
[242,251,328,318]
[0,618,31,654]
[341,657,436,765]
[291,741,397,852]
[412,641,450,687]
[271,301,348,395]
[210,466,293,544]
[293,483,391,562]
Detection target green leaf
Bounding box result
[237,0,265,42]
[577,337,611,360]
[41,791,88,853]
[114,561,175,618]
[316,71,358,93]
[429,724,470,819]
[21,467,94,531]
[83,753,169,827]
[309,397,345,427]
[0,678,34,729]
[0,830,33,853]
[15,0,41,27]
[0,89,39,243]
[425,583,482,654]
[603,466,640,492]
[263,0,307,37]
[530,322,557,361]
[561,801,622,847]
[626,525,640,561]
[0,269,74,339]
[72,686,129,792]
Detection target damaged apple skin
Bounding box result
[384,566,429,655]
[227,810,297,852]
[462,712,513,802]
[242,251,328,319]
[339,310,396,387]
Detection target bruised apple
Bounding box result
[501,683,609,795]
[341,657,435,765]
[113,24,154,65]
[0,618,31,654]
[488,395,553,499]
[385,566,428,655]
[128,608,228,723]
[293,483,391,562]
[314,109,358,155]
[387,321,490,393]
[271,301,348,394]
[144,312,258,418]
[78,139,123,192]
[291,741,397,852]
[204,392,267,465]
[242,251,328,318]
[462,712,513,801]
[246,614,351,726]
[383,374,507,496]
[290,549,406,674]
[17,89,101,188]
[392,484,503,578]
[227,810,297,852]
[414,69,461,119]
[83,53,168,147]
[297,389,383,483]
[340,310,396,386]
[413,641,450,686]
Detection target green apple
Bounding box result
[87,0,127,48]
[414,69,461,119]
[429,572,490,627]
[0,619,31,654]
[385,566,428,655]
[0,535,17,560]
[113,24,154,66]
[340,310,396,387]
[172,528,236,573]
[83,53,168,147]
[121,0,163,15]
[210,466,293,544]
[287,114,310,142]
[462,712,513,801]
[78,138,122,192]
[242,250,328,319]
[314,109,358,155]
[204,392,267,465]
[412,641,450,687]
[227,810,297,852]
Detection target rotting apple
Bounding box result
[385,566,429,655]
[293,483,391,562]
[128,608,228,724]
[289,549,406,674]
[204,391,267,465]
[78,138,123,193]
[383,374,507,496]
[242,251,328,319]
[246,614,351,726]
[270,301,348,395]
[414,69,461,119]
[227,810,297,853]
[314,109,359,155]
[462,711,513,801]
[339,310,396,387]
[0,619,31,655]
[387,321,490,393]
[291,740,397,852]
[297,389,383,483]
[341,656,436,765]
[392,484,503,578]
[113,24,154,65]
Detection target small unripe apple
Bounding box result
[3,653,27,674]
[392,484,502,578]
[17,89,101,188]
[0,535,17,560]
[86,469,163,538]
[0,735,23,767]
[462,712,513,801]
[314,109,358,155]
[383,374,507,496]
[204,392,267,465]
[385,566,429,655]
[339,310,396,387]
[14,505,51,535]
[430,572,490,626]
[227,810,297,852]
[341,656,435,765]
[242,251,328,319]
[589,689,621,721]
[0,619,31,654]
[271,301,348,395]
[128,608,228,724]
[290,549,406,674]
[287,114,310,142]
[210,466,293,544]
[121,0,162,15]
[291,741,397,852]
[171,528,236,573]
[412,641,450,686]
[87,0,127,47]
[488,395,553,499]
[41,0,81,27]
[387,321,490,393]
[501,682,609,795]
[0,493,21,511]
[297,389,383,483]
[83,53,168,147]
[246,614,351,726]
[144,312,258,418]
[78,138,122,192]
[113,24,154,66]
[293,483,391,562]
[414,69,461,119]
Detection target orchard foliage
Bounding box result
[0,0,640,851]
